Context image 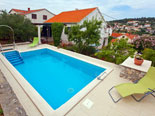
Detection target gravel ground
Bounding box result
[0,70,27,116]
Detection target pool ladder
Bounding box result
[97,72,107,80]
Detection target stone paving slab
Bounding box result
[0,70,27,116]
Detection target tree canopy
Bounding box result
[95,38,135,64]
[67,18,102,53]
[0,11,37,43]
[52,23,64,46]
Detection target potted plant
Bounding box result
[134,54,144,65]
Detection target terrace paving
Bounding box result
[0,44,155,116]
[0,71,27,116]
[66,64,155,116]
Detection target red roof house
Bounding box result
[45,8,97,23]
[111,33,138,43]
[9,8,55,25]
[44,7,109,49]
[111,33,137,40]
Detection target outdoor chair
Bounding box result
[29,37,39,47]
[109,67,155,103]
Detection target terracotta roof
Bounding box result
[10,8,44,15]
[45,7,97,23]
[111,33,123,38]
[125,33,137,40]
[111,39,118,43]
[111,33,137,40]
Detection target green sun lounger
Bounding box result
[29,37,39,47]
[109,67,155,103]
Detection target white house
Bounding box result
[144,24,151,28]
[9,8,55,43]
[44,7,111,49]
[111,33,138,43]
[0,10,3,14]
[9,8,55,25]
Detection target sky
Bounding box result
[0,0,155,21]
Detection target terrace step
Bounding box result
[3,50,24,66]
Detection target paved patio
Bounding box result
[0,44,155,116]
[0,71,27,116]
[66,64,155,116]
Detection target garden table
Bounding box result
[120,57,152,82]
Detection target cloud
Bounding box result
[0,0,155,21]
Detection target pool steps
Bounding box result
[3,51,24,66]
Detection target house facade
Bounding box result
[9,8,55,25]
[111,33,138,43]
[9,8,55,43]
[0,10,3,14]
[44,7,111,49]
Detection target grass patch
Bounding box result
[0,105,3,115]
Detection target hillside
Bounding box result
[108,17,155,35]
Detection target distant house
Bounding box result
[0,10,3,14]
[44,7,111,49]
[9,8,55,25]
[127,21,139,24]
[111,33,137,43]
[144,24,151,28]
[133,23,138,26]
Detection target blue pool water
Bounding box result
[4,48,106,109]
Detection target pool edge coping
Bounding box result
[0,44,113,116]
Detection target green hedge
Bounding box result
[143,48,155,66]
[52,23,64,46]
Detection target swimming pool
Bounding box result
[3,48,106,110]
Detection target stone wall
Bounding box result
[0,71,27,116]
[120,66,146,82]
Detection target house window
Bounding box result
[43,15,47,20]
[67,27,71,31]
[32,14,37,19]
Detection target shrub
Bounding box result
[0,108,3,115]
[64,26,69,34]
[108,36,113,43]
[67,18,102,53]
[81,46,96,55]
[95,38,135,64]
[133,36,155,52]
[52,23,64,46]
[63,45,96,56]
[142,48,155,66]
[0,11,37,43]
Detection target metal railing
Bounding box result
[97,71,107,80]
[0,25,16,50]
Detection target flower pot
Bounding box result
[134,58,144,65]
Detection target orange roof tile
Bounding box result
[10,8,44,15]
[125,33,137,40]
[111,33,137,40]
[11,9,26,13]
[111,39,118,43]
[111,33,123,38]
[45,7,97,23]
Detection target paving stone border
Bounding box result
[0,70,27,116]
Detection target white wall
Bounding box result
[61,27,69,44]
[26,10,55,24]
[61,8,109,49]
[10,9,55,24]
[79,8,108,49]
[117,35,133,43]
[10,10,21,14]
